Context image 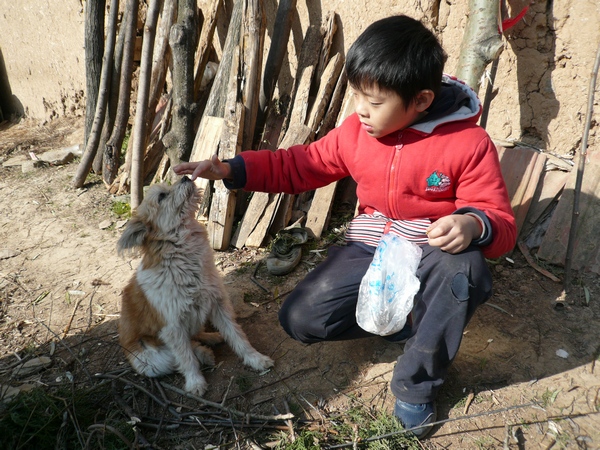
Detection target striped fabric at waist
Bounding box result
[345,212,430,247]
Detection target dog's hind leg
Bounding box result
[210,298,274,372]
[127,343,177,377]
[193,330,224,346]
[159,325,207,396]
[192,342,216,366]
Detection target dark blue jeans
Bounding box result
[278,241,492,404]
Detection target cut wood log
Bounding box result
[192,115,225,192]
[162,0,198,172]
[244,194,281,248]
[193,0,220,99]
[93,0,130,175]
[129,0,162,209]
[146,0,177,143]
[143,95,171,183]
[84,0,106,149]
[104,0,139,187]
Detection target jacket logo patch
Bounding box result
[426,171,451,192]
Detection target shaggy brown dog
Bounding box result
[117,176,273,396]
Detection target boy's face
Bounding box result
[350,84,429,138]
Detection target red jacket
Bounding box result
[230,77,516,258]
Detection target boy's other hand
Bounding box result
[426,214,482,254]
[172,154,232,181]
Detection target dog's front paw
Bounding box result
[245,352,274,372]
[185,374,207,397]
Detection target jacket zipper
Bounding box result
[388,132,404,217]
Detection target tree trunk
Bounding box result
[455,0,503,94]
[103,0,139,186]
[84,0,106,149]
[130,0,162,209]
[73,0,119,188]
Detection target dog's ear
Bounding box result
[117,217,148,255]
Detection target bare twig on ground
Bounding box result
[518,241,561,283]
[160,381,294,422]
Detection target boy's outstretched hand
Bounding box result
[426,214,482,254]
[172,154,232,181]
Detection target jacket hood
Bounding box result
[409,75,482,135]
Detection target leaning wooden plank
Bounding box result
[192,115,225,196]
[231,192,270,248]
[285,66,314,137]
[306,52,344,131]
[316,70,347,140]
[314,12,337,83]
[496,146,546,238]
[304,83,354,238]
[241,124,313,248]
[231,19,325,248]
[537,146,600,274]
[279,22,324,136]
[207,44,244,250]
[202,0,243,119]
[240,0,265,151]
[526,169,569,226]
[304,182,338,239]
[245,194,281,247]
[258,0,297,115]
[268,124,314,233]
[229,110,286,249]
[190,0,244,207]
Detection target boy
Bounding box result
[174,15,516,438]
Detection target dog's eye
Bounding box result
[158,192,168,203]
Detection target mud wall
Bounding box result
[1,0,598,155]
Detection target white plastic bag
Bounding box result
[356,233,423,336]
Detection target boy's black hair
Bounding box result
[346,15,447,108]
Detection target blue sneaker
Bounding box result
[393,398,437,439]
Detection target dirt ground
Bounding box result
[0,118,599,449]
